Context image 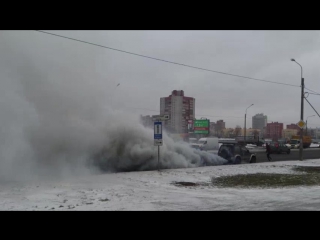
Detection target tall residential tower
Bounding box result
[160,90,195,133]
[252,113,267,137]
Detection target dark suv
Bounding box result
[218,142,257,164]
[269,142,290,154]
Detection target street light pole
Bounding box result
[244,104,254,145]
[306,115,315,135]
[291,59,304,161]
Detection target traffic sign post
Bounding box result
[297,119,306,161]
[154,121,162,140]
[154,139,163,146]
[152,115,169,171]
[297,120,306,129]
[154,121,163,171]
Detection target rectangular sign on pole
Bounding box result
[154,121,162,139]
[154,139,163,146]
[152,115,170,121]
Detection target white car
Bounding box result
[285,143,292,149]
[246,144,257,149]
[190,144,202,150]
[310,143,320,148]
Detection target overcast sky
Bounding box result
[1,30,320,129]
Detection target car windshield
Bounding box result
[242,147,249,152]
[198,140,207,144]
[191,145,200,149]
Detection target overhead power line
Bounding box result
[304,97,320,119]
[196,114,244,119]
[35,30,300,88]
[128,107,245,119]
[128,107,320,125]
[305,86,320,95]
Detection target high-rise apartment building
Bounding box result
[160,90,195,133]
[252,113,267,131]
[252,113,267,137]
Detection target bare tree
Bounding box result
[253,130,259,139]
[228,128,234,138]
[234,125,242,137]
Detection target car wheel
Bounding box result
[250,156,256,163]
[234,157,241,164]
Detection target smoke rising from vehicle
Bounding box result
[0,74,226,181]
[0,36,226,182]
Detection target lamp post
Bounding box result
[244,104,254,145]
[306,115,315,136]
[291,58,304,161]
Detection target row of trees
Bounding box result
[209,125,260,139]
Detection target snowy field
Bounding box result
[1,159,320,211]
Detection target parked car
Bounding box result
[197,137,219,151]
[218,141,257,164]
[246,144,257,149]
[262,141,272,148]
[190,144,201,150]
[189,138,198,144]
[285,143,292,149]
[310,142,320,148]
[269,142,290,154]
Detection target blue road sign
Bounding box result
[154,121,162,139]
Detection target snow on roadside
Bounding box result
[1,159,320,210]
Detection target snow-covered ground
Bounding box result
[1,159,320,211]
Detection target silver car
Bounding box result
[218,143,257,164]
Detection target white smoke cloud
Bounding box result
[0,35,226,182]
[90,114,227,172]
[0,73,226,181]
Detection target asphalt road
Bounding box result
[251,148,320,163]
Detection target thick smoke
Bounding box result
[0,33,226,182]
[90,115,227,172]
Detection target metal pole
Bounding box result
[244,113,246,145]
[244,104,253,146]
[306,120,308,136]
[300,77,304,160]
[158,145,160,171]
[292,59,304,161]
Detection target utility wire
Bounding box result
[196,114,244,119]
[35,30,300,88]
[305,86,320,95]
[128,107,245,119]
[304,97,320,119]
[130,107,320,125]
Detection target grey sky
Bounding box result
[1,30,320,129]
